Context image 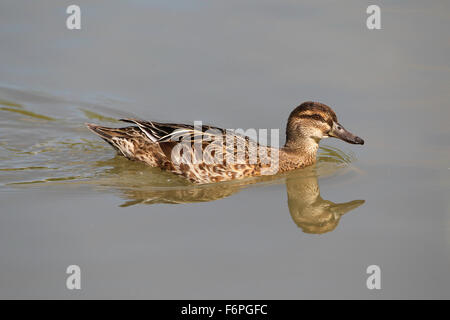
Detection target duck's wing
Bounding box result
[119,118,172,142]
[119,119,278,183]
[119,118,227,143]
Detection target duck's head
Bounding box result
[285,101,364,149]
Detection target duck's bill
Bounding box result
[330,122,364,145]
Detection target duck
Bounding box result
[86,101,364,184]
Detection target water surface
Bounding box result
[0,0,449,299]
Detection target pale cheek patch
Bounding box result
[303,127,323,139]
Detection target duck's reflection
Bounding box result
[95,156,364,234]
[286,175,364,234]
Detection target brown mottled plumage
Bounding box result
[87,101,364,184]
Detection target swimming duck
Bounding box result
[87,101,364,184]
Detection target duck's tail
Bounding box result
[85,123,138,153]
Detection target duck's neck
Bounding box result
[280,137,319,172]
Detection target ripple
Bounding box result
[0,106,55,121]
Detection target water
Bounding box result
[0,0,449,299]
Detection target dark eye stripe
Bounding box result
[297,114,326,122]
[297,114,333,127]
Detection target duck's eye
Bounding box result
[310,114,325,122]
[337,125,342,130]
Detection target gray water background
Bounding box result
[0,0,449,298]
